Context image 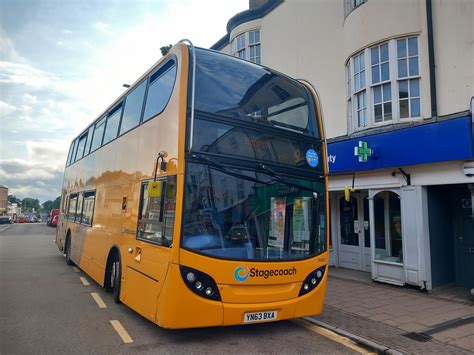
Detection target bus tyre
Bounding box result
[65,235,74,266]
[111,257,122,304]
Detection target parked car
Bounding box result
[18,216,29,223]
[51,215,59,227]
[0,215,12,224]
[47,209,60,226]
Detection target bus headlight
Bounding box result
[180,266,221,301]
[299,266,326,296]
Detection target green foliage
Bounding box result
[42,196,61,212]
[21,197,41,212]
[160,44,173,56]
[8,195,21,204]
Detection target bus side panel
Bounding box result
[156,263,224,329]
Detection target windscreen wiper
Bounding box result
[189,154,273,187]
[256,163,322,195]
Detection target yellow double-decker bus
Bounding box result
[56,41,329,329]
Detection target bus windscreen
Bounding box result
[194,49,319,138]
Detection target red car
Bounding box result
[51,215,59,227]
[18,216,29,223]
[47,209,60,226]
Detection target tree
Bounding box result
[42,196,61,212]
[21,198,41,212]
[8,195,21,204]
[160,44,172,56]
[52,196,61,210]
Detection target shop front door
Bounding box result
[454,187,474,288]
[337,193,371,272]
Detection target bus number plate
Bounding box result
[243,311,278,323]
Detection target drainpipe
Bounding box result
[426,0,438,118]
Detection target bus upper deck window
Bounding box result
[143,61,177,123]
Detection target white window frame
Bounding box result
[396,37,421,119]
[347,36,422,134]
[231,29,261,64]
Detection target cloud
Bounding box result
[0,61,58,88]
[0,101,17,116]
[1,0,249,202]
[94,21,113,35]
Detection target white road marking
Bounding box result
[90,292,107,309]
[292,319,375,354]
[80,277,90,286]
[72,266,80,273]
[110,320,133,344]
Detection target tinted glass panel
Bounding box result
[85,127,94,156]
[76,192,84,223]
[182,163,326,261]
[120,81,146,135]
[137,176,177,246]
[68,194,78,221]
[75,134,87,161]
[66,142,74,166]
[90,116,106,152]
[143,61,177,122]
[193,119,324,173]
[82,191,95,225]
[194,49,318,137]
[103,106,122,145]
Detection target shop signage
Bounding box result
[327,115,474,174]
[354,141,373,162]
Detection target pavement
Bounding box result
[311,267,474,354]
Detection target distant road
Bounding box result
[0,224,360,354]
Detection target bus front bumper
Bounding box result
[155,263,327,329]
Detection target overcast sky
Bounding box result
[0,0,247,202]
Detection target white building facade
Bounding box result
[212,0,474,291]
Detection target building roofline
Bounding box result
[210,0,284,50]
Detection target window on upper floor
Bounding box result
[347,36,421,133]
[231,29,261,64]
[344,0,367,18]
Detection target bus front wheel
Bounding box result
[106,253,122,304]
[65,234,74,266]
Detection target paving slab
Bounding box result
[320,269,474,352]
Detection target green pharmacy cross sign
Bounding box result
[354,141,373,162]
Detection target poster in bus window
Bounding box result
[292,197,310,251]
[269,197,285,249]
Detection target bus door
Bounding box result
[122,177,176,321]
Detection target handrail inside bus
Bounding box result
[178,39,196,153]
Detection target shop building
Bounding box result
[0,185,8,215]
[212,0,474,291]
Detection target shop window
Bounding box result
[373,191,402,263]
[137,176,177,246]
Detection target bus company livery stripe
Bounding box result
[234,266,297,281]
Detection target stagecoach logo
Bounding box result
[305,149,319,168]
[234,265,297,282]
[234,265,250,282]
